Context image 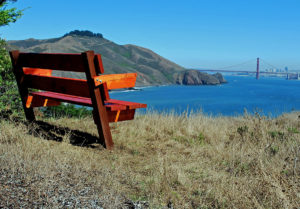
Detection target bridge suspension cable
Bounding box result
[259,58,282,70]
[216,59,257,71]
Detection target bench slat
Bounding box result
[106,99,147,109]
[25,74,90,98]
[25,73,137,98]
[24,68,53,76]
[107,109,135,122]
[19,53,86,72]
[30,91,92,106]
[26,94,61,108]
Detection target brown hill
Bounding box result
[8,33,185,86]
[7,30,226,86]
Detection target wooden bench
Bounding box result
[9,50,147,149]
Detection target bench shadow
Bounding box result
[29,121,104,148]
[0,110,104,149]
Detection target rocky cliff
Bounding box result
[176,71,226,85]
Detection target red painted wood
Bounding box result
[106,99,147,109]
[18,52,85,72]
[26,94,60,108]
[94,54,104,74]
[82,51,114,149]
[10,50,147,149]
[105,103,126,111]
[25,74,90,98]
[107,109,135,122]
[9,51,36,121]
[30,91,92,106]
[101,82,110,101]
[29,91,143,112]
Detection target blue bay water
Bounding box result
[109,76,300,116]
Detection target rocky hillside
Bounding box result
[7,30,226,86]
[176,71,227,85]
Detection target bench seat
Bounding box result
[28,91,146,110]
[27,91,146,123]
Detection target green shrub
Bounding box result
[237,125,248,138]
[0,1,23,115]
[287,127,299,134]
[0,39,23,114]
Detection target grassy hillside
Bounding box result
[7,33,185,86]
[0,112,299,208]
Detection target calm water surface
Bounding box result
[109,76,300,116]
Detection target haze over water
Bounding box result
[110,76,300,117]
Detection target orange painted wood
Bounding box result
[26,95,60,108]
[25,74,90,98]
[17,52,86,72]
[23,68,53,76]
[94,73,137,89]
[26,95,33,108]
[114,110,121,122]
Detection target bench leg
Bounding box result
[24,105,35,122]
[92,104,114,149]
[82,51,114,149]
[9,51,35,122]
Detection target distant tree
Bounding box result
[63,30,103,38]
[0,0,23,113]
[0,0,17,6]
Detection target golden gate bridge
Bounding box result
[194,58,300,80]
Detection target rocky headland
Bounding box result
[176,70,227,85]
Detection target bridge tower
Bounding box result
[256,57,260,79]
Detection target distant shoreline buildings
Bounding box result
[263,66,288,73]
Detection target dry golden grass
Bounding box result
[0,112,300,208]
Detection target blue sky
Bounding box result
[1,0,300,70]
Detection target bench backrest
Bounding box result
[10,51,137,98]
[9,50,144,149]
[10,51,105,98]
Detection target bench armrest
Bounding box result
[94,73,137,90]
